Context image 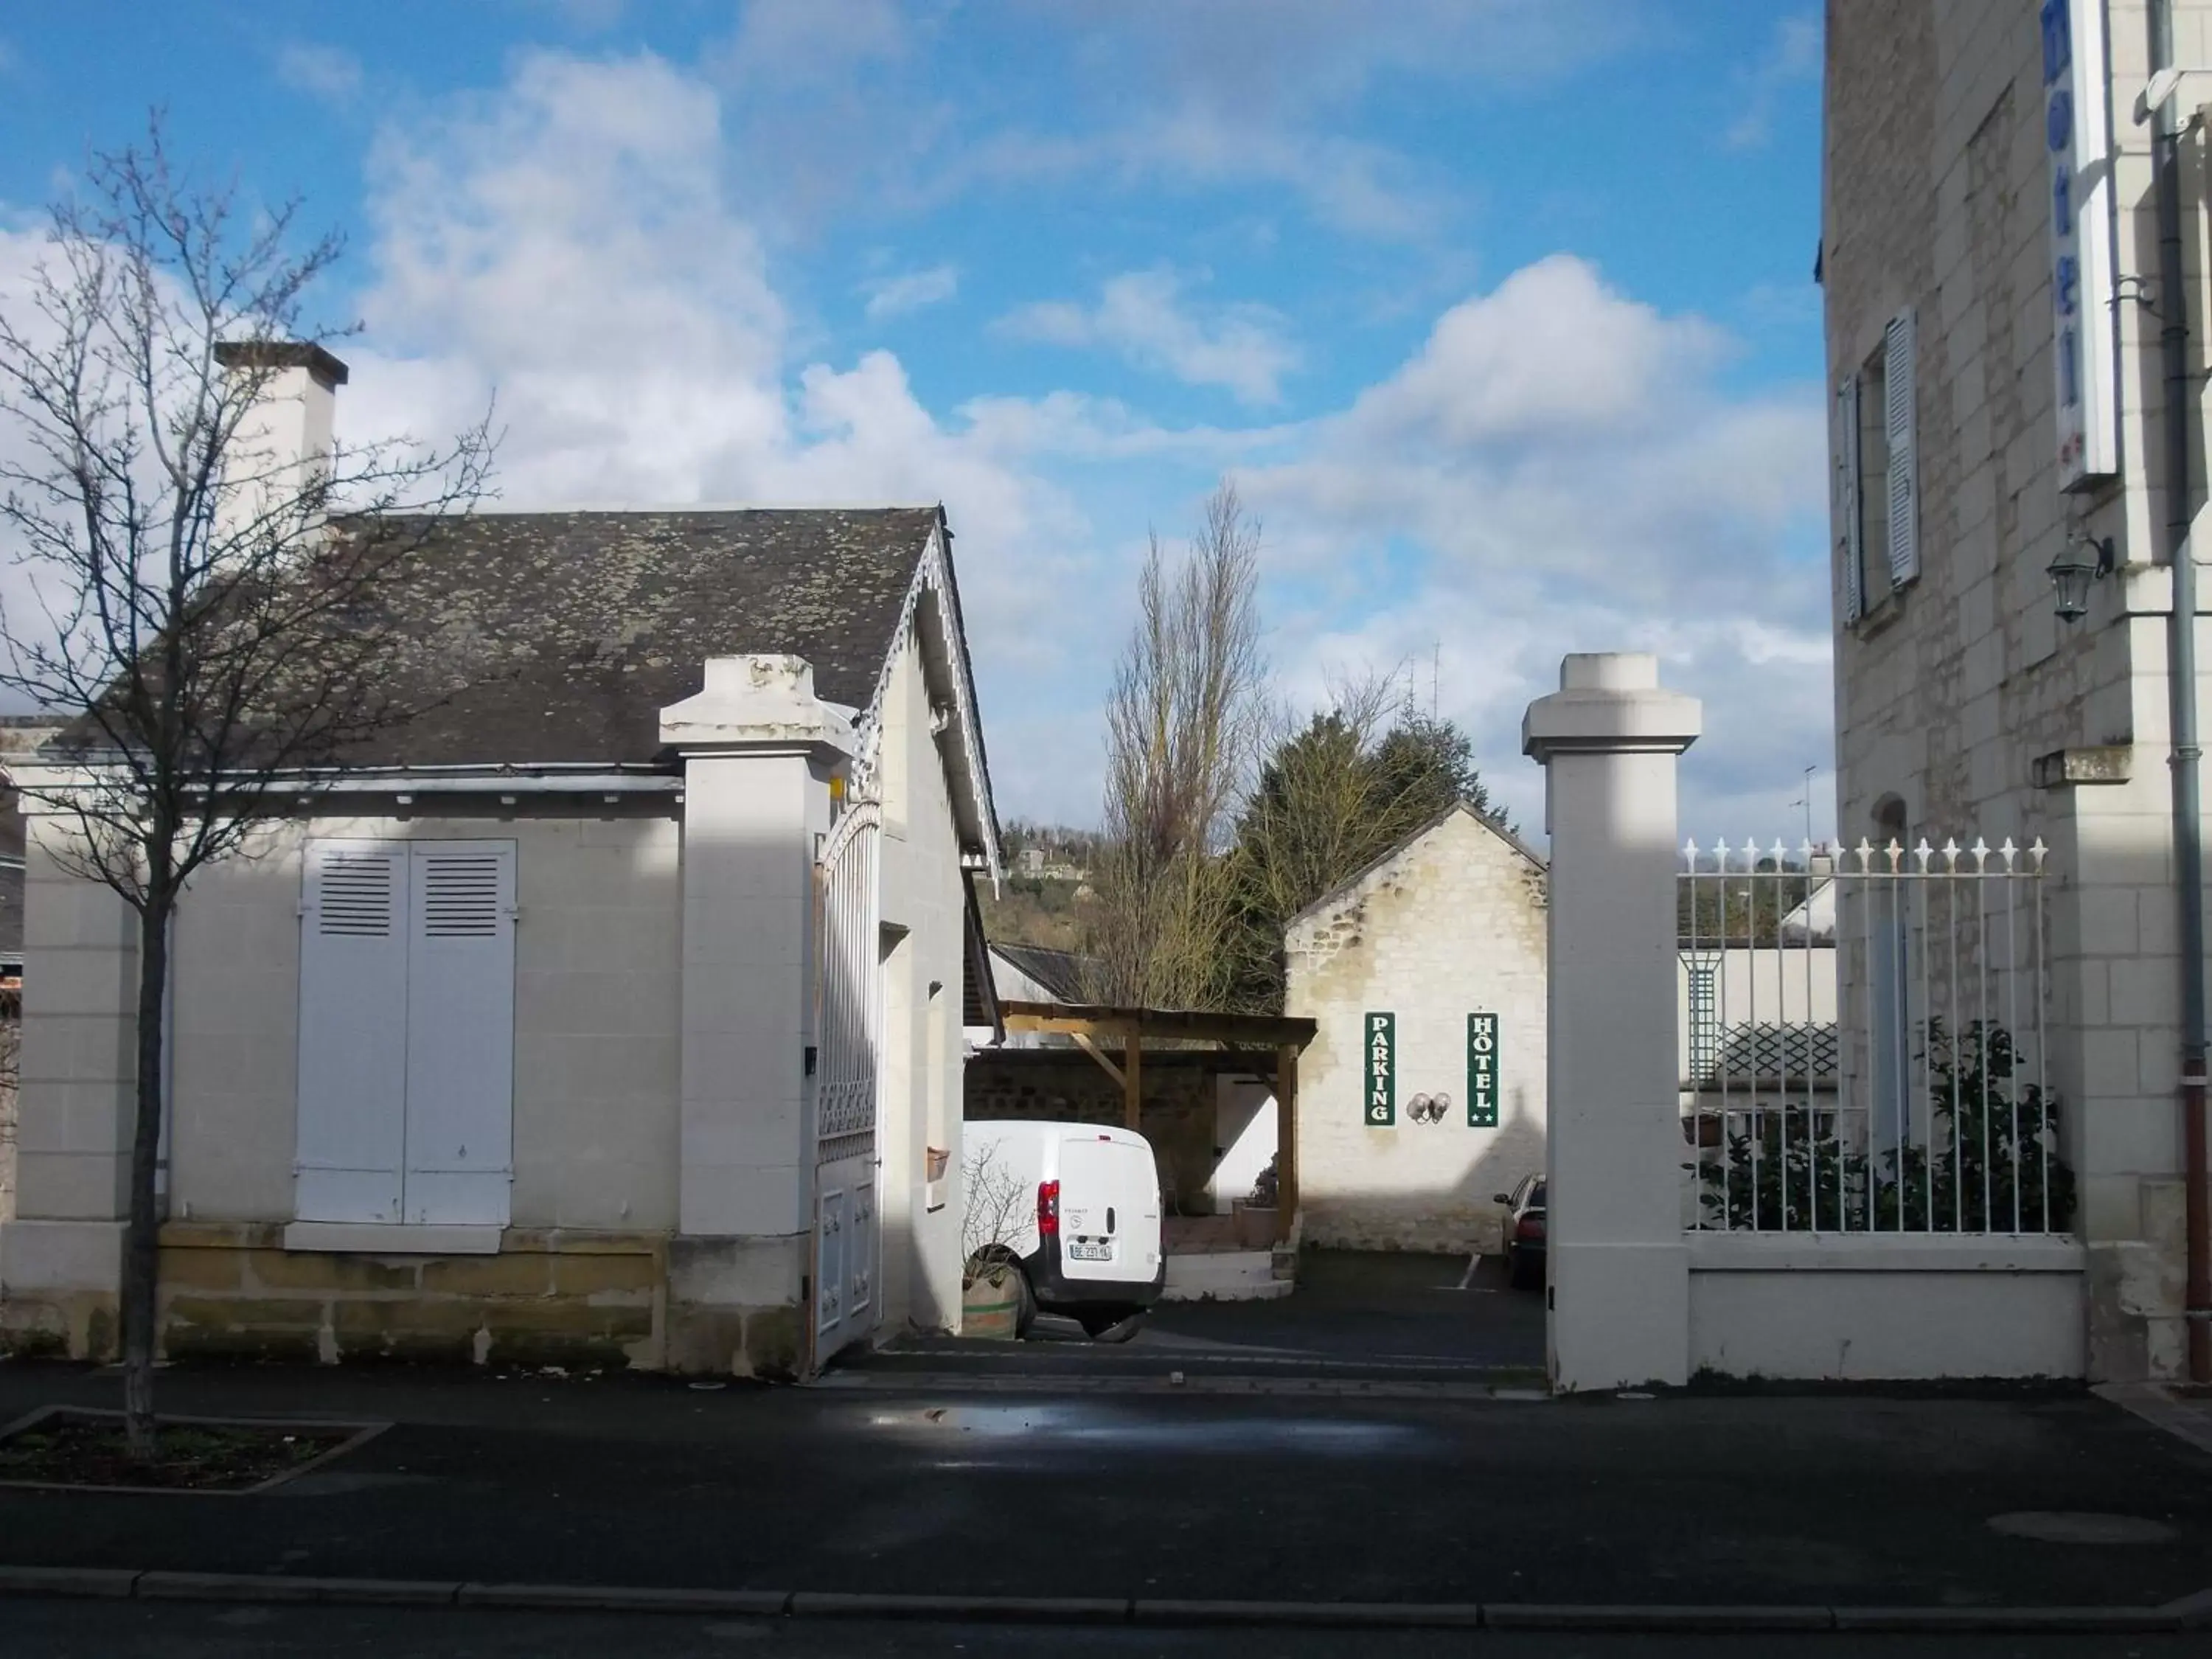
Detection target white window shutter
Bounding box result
[1884,309,1919,588]
[1834,375,1865,623]
[296,841,408,1222]
[401,842,516,1225]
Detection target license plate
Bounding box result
[1067,1242,1113,1262]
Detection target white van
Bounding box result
[964,1121,1165,1340]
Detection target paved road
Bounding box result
[2,1360,2208,1613]
[841,1248,1548,1384]
[7,1600,2212,1659]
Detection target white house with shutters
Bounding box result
[0,348,1001,1380]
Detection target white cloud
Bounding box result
[338,49,1102,765]
[1238,254,1830,838]
[275,42,364,101]
[935,0,1638,240]
[1001,268,1299,406]
[1725,13,1821,150]
[721,0,911,81]
[703,0,939,232]
[861,264,958,321]
[0,44,1833,831]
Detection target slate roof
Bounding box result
[58,507,946,769]
[989,942,1094,1004]
[344,506,944,766]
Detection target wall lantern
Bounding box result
[2048,535,2115,623]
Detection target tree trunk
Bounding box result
[120,894,170,1461]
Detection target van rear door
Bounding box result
[1057,1132,1161,1282]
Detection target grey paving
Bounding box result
[7,1599,2212,1659]
[1,1356,2209,1614]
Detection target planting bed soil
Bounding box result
[0,1406,378,1492]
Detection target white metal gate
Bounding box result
[1678,837,2061,1236]
[810,798,883,1371]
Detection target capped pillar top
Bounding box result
[659,653,855,757]
[1523,651,1700,762]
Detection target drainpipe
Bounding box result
[2151,0,2211,1386]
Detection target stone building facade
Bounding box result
[1823,0,2212,1377]
[1284,805,1548,1255]
[0,353,1001,1377]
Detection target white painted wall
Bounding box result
[1285,806,1548,1255]
[1525,653,1701,1393]
[876,626,968,1335]
[1206,1077,1276,1214]
[1689,1236,2087,1380]
[161,810,684,1231]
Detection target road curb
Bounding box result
[1130,1599,1484,1628]
[457,1583,791,1615]
[1485,1603,1833,1631]
[0,1567,2202,1632]
[136,1571,459,1606]
[790,1591,1130,1622]
[0,1565,142,1599]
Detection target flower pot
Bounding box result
[1231,1200,1279,1251]
[961,1268,1020,1340]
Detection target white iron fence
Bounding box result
[1679,838,2065,1236]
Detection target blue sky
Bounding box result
[0,1,1833,838]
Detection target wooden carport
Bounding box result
[998,1001,1318,1245]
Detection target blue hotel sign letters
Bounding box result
[2042,0,2117,487]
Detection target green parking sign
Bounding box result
[1467,1013,1500,1127]
[1363,1012,1395,1125]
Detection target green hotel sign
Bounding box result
[1467,1013,1501,1127]
[1363,1012,1395,1125]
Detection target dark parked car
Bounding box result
[1495,1175,1546,1290]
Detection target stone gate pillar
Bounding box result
[1523,653,1701,1391]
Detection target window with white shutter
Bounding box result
[1834,376,1865,624]
[403,846,517,1226]
[296,843,409,1223]
[294,838,516,1229]
[1883,309,1919,588]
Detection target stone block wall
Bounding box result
[1823,0,2212,1377]
[1286,807,1549,1256]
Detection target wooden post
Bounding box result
[1122,1021,1143,1132]
[1274,1043,1299,1246]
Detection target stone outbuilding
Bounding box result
[0,349,1000,1382]
[1284,803,1548,1255]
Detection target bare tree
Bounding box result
[1085,481,1265,1011]
[960,1139,1032,1282]
[0,130,493,1455]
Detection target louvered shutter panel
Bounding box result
[296,841,408,1222]
[1834,375,1865,623]
[1884,309,1919,587]
[402,842,516,1225]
